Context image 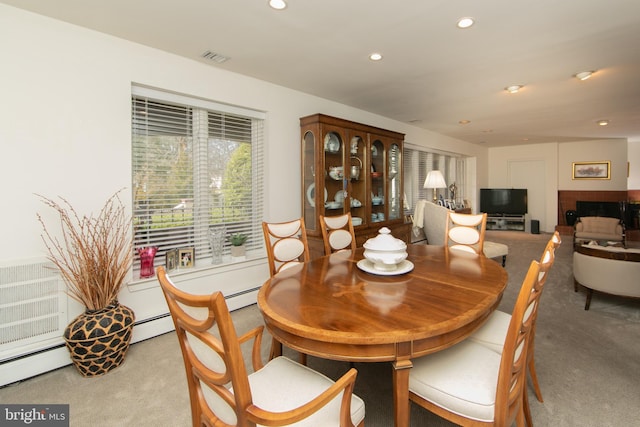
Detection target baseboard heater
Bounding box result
[0,280,259,387]
[0,313,176,387]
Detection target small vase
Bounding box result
[63,301,135,377]
[565,210,577,226]
[209,228,225,265]
[137,246,158,278]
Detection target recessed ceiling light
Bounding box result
[597,119,610,126]
[369,53,383,61]
[575,71,594,81]
[268,0,287,10]
[505,85,523,94]
[458,120,471,125]
[457,17,475,29]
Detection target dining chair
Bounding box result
[444,211,487,254]
[408,259,542,426]
[262,218,310,277]
[467,231,560,426]
[319,213,357,255]
[156,266,366,427]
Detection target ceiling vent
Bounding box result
[201,51,230,64]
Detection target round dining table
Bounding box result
[257,244,508,427]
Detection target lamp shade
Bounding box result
[424,170,447,203]
[423,170,447,189]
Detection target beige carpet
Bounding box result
[1,231,639,426]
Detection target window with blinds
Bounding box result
[403,145,466,215]
[131,86,264,271]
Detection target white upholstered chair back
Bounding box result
[444,212,487,254]
[320,213,357,255]
[262,219,310,277]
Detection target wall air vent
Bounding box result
[201,51,230,63]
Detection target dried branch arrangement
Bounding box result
[36,189,133,311]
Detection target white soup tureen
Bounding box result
[363,227,408,271]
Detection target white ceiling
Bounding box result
[5,0,640,147]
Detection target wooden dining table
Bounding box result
[257,244,508,427]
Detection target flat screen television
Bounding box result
[480,188,528,215]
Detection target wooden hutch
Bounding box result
[301,114,411,259]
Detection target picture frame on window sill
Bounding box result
[178,247,195,269]
[165,248,179,272]
[572,161,610,180]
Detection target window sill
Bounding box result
[127,251,267,292]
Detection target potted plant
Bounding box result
[36,189,135,377]
[229,232,248,259]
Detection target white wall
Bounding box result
[487,143,559,233]
[488,138,632,233]
[628,141,640,190]
[557,139,629,190]
[0,4,485,327]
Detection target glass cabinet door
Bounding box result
[323,129,346,217]
[302,130,317,232]
[370,139,385,224]
[348,133,366,227]
[388,143,401,220]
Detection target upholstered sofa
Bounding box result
[574,216,625,247]
[573,243,640,309]
[413,200,508,266]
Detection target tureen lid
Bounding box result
[363,227,407,251]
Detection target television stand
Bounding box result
[486,214,526,231]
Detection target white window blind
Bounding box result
[403,144,465,214]
[131,86,264,271]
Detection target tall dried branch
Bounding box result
[36,189,133,311]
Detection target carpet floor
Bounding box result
[1,231,639,426]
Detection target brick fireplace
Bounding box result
[557,190,640,240]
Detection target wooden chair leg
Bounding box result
[528,356,544,402]
[269,338,282,360]
[523,388,533,427]
[516,405,526,427]
[299,352,308,365]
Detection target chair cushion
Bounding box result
[410,340,501,423]
[576,216,621,234]
[467,310,510,354]
[483,241,509,260]
[248,356,366,427]
[575,217,623,241]
[329,229,353,250]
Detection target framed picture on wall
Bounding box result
[572,161,610,180]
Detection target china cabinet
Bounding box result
[301,114,410,259]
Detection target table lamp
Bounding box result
[424,170,447,202]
